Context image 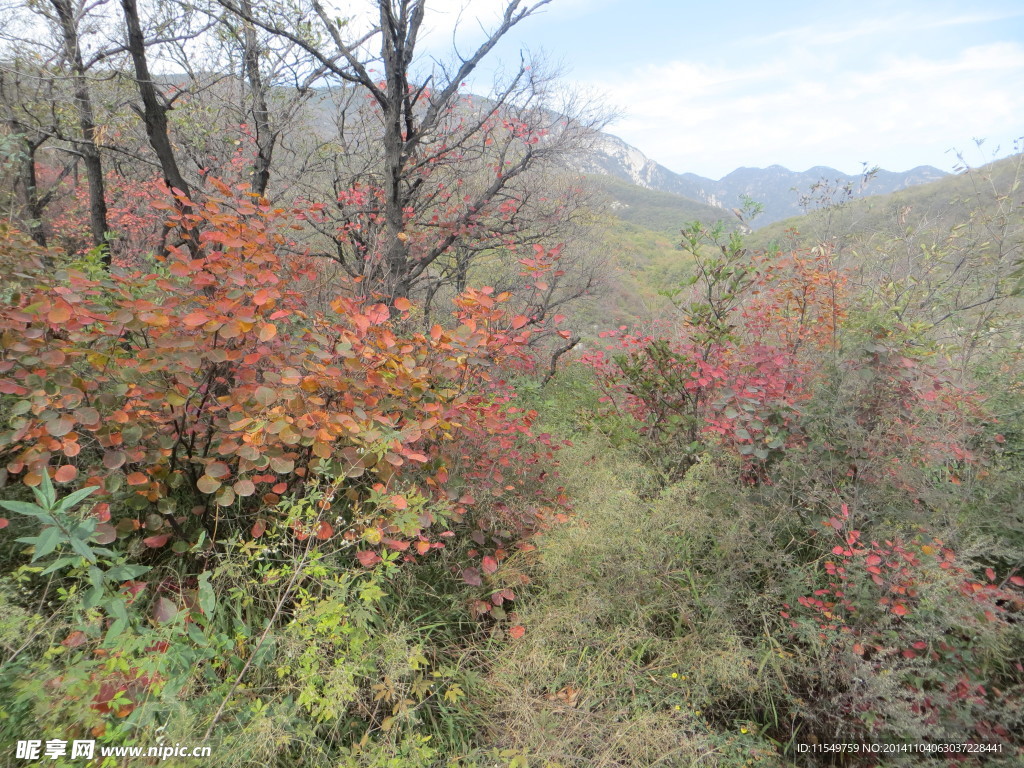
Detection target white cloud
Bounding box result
[582,42,1024,178]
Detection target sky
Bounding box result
[407,0,1024,179]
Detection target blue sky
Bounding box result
[413,0,1024,178]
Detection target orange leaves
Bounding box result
[365,303,390,325]
[252,288,273,306]
[0,180,555,589]
[181,312,210,328]
[53,465,78,483]
[47,303,71,324]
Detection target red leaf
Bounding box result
[391,494,408,510]
[143,534,170,549]
[511,314,529,329]
[508,625,526,639]
[258,323,277,341]
[94,523,117,545]
[356,550,381,567]
[152,596,178,624]
[891,604,908,617]
[0,518,8,529]
[461,567,482,586]
[383,538,409,551]
[1010,576,1024,587]
[251,519,266,538]
[865,554,882,566]
[482,555,498,574]
[315,521,333,540]
[394,297,412,311]
[62,630,88,648]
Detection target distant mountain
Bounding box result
[573,133,947,227]
[751,152,1024,253]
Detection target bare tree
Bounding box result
[213,0,607,300]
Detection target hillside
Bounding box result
[752,152,1024,253]
[585,173,731,236]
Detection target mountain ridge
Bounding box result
[572,132,948,227]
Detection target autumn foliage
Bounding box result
[0,181,554,576]
[584,239,847,477]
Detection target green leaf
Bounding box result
[105,618,127,643]
[0,500,51,520]
[68,536,97,563]
[40,556,80,575]
[105,564,151,582]
[187,623,209,647]
[38,469,56,509]
[84,585,104,609]
[56,485,99,512]
[31,526,63,562]
[197,572,216,618]
[106,596,128,623]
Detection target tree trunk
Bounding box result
[120,0,192,199]
[19,139,47,247]
[239,0,274,196]
[50,0,110,261]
